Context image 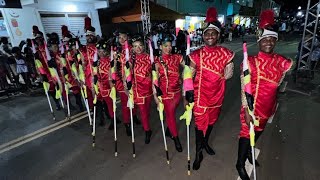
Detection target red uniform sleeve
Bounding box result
[189,49,200,65]
[220,46,235,64]
[278,55,293,73]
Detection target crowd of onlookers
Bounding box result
[0,37,40,93]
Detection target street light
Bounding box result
[63,4,77,12]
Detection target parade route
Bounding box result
[1,35,320,180]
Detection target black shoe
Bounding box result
[236,138,250,180]
[108,122,114,130]
[56,105,62,111]
[69,103,76,110]
[173,136,183,152]
[193,128,204,170]
[125,123,132,136]
[165,127,173,140]
[99,120,105,126]
[108,117,121,130]
[133,115,141,125]
[204,125,215,155]
[116,118,121,124]
[145,130,152,144]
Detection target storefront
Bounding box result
[0,0,108,46]
[175,15,225,34]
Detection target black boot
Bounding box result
[145,130,152,144]
[193,128,204,170]
[204,125,215,155]
[165,127,173,140]
[108,117,121,130]
[54,99,61,111]
[68,99,76,110]
[124,123,132,136]
[133,115,141,125]
[236,138,250,180]
[247,131,263,166]
[96,101,105,126]
[103,102,111,120]
[51,92,62,111]
[173,136,183,152]
[75,93,84,112]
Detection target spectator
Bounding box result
[0,37,16,86]
[12,46,30,90]
[310,42,320,79]
[280,21,286,40]
[171,30,177,53]
[228,25,233,42]
[176,30,186,54]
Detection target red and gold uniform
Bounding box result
[52,51,80,98]
[98,56,114,119]
[112,45,135,124]
[37,45,55,91]
[155,53,183,137]
[132,53,153,131]
[189,46,234,134]
[239,52,292,138]
[79,44,96,108]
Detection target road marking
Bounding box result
[286,88,311,96]
[0,112,88,155]
[287,42,299,46]
[236,148,260,180]
[234,43,256,53]
[0,111,86,150]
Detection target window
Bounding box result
[40,12,88,45]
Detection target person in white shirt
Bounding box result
[171,32,177,53]
[280,21,286,40]
[12,46,30,89]
[152,32,159,56]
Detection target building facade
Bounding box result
[0,0,108,46]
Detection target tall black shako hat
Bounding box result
[96,39,110,51]
[48,32,59,45]
[61,25,73,42]
[158,33,173,45]
[32,25,44,38]
[84,17,96,36]
[203,7,221,34]
[257,9,278,42]
[131,34,144,44]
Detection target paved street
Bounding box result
[1,35,319,180]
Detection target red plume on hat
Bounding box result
[32,25,39,34]
[84,17,91,31]
[259,9,275,29]
[61,25,69,37]
[204,7,218,23]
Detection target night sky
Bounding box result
[277,0,318,10]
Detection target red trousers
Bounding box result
[239,107,268,139]
[193,106,222,135]
[101,96,114,119]
[136,96,152,131]
[119,92,137,124]
[162,93,181,137]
